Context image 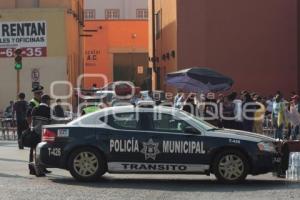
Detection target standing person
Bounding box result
[231,92,243,130]
[217,94,225,128]
[53,99,65,118]
[174,90,184,109]
[286,93,294,140]
[203,95,218,126]
[242,92,255,132]
[81,100,100,115]
[27,85,43,175]
[221,95,235,129]
[289,95,300,140]
[30,94,53,176]
[4,101,14,118]
[91,83,98,91]
[253,95,266,134]
[130,87,142,106]
[182,94,197,115]
[272,94,286,140]
[13,93,28,149]
[265,95,274,115]
[27,86,44,124]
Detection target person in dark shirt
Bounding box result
[222,95,236,129]
[4,101,14,118]
[53,99,65,118]
[27,85,44,175]
[13,93,28,149]
[182,94,197,115]
[242,92,255,132]
[30,94,53,176]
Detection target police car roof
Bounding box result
[105,105,176,113]
[85,105,175,118]
[69,105,181,126]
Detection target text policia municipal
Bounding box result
[110,139,206,154]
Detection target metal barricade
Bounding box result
[0,118,17,140]
[263,114,274,137]
[263,114,290,139]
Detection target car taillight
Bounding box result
[42,129,57,142]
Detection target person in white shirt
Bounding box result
[174,90,185,109]
[231,92,243,130]
[266,95,274,115]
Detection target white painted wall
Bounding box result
[0,57,68,111]
[84,0,148,19]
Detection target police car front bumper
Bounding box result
[250,151,281,175]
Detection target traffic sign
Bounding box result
[31,69,40,82]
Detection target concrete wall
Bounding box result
[0,0,15,8]
[0,57,67,107]
[0,7,83,110]
[148,0,177,90]
[177,0,298,96]
[150,0,298,97]
[84,0,148,19]
[154,0,177,91]
[84,20,148,88]
[15,0,38,8]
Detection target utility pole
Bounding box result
[17,70,20,95]
[152,0,156,90]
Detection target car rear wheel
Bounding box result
[68,147,106,181]
[213,150,249,183]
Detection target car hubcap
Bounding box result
[218,154,244,181]
[73,152,99,177]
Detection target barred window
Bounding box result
[136,9,148,19]
[84,9,96,20]
[105,9,120,20]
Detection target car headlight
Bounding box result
[257,142,276,153]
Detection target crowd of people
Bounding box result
[3,88,300,143]
[80,87,300,142]
[174,90,300,140]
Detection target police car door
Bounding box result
[147,112,210,174]
[105,112,158,173]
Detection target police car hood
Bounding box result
[211,129,276,142]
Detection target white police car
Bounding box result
[37,105,281,183]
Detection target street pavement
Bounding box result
[0,141,300,200]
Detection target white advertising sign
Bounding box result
[0,21,47,58]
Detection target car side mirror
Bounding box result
[184,126,200,134]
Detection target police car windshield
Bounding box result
[180,111,218,131]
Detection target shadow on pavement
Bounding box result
[0,158,28,164]
[0,172,33,180]
[49,175,300,192]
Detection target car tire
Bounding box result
[68,147,106,182]
[213,149,249,183]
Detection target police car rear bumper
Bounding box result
[36,142,65,169]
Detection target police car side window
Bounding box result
[153,113,190,133]
[107,113,138,130]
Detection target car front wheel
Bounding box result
[68,147,106,181]
[213,150,249,183]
